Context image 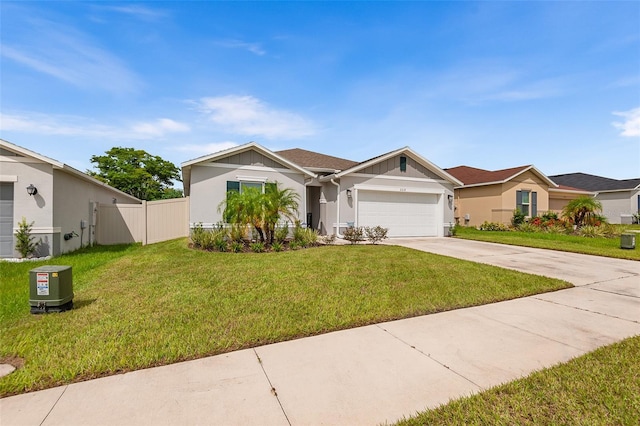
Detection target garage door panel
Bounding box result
[357,190,438,237]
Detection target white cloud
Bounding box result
[612,107,640,137]
[215,39,266,56]
[173,142,239,157]
[0,112,190,140]
[194,95,316,139]
[0,19,139,94]
[131,118,190,137]
[98,4,169,21]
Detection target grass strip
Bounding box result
[455,226,640,261]
[396,335,640,425]
[0,239,570,396]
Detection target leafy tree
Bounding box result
[561,196,603,228]
[88,147,181,201]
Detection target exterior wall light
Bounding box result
[447,194,453,202]
[26,184,38,196]
[346,189,352,198]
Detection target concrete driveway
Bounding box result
[1,238,639,426]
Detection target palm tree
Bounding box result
[218,183,299,244]
[263,183,300,244]
[561,196,603,228]
[219,186,267,242]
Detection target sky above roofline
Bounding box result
[1,1,638,181]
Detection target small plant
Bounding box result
[271,241,283,252]
[449,223,459,237]
[517,222,542,233]
[15,217,40,258]
[292,222,318,247]
[274,223,290,243]
[321,234,337,245]
[229,224,246,243]
[478,221,510,231]
[230,241,244,253]
[288,241,300,250]
[511,209,526,227]
[250,242,265,253]
[343,226,365,244]
[364,226,388,244]
[578,225,606,238]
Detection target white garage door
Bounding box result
[357,190,439,237]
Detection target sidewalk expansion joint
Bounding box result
[253,349,292,426]
[532,297,639,324]
[375,324,482,390]
[39,385,68,426]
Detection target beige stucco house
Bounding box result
[0,139,141,258]
[182,142,462,237]
[445,165,591,227]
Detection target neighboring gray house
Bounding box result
[182,142,461,237]
[0,139,141,258]
[549,173,640,224]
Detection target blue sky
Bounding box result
[1,1,639,181]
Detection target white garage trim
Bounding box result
[354,187,444,237]
[353,184,444,195]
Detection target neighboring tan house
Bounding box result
[0,139,141,258]
[549,173,640,224]
[445,165,590,227]
[182,142,462,237]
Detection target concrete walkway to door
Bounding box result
[1,239,639,426]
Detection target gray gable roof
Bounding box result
[549,173,640,191]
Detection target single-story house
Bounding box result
[181,142,462,237]
[444,165,591,227]
[549,173,640,224]
[0,139,141,258]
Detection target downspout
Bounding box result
[330,178,343,238]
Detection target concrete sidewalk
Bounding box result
[2,239,639,425]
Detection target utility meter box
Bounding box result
[620,233,636,250]
[29,266,74,314]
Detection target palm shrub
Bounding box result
[274,222,290,243]
[562,196,603,229]
[15,217,40,258]
[218,182,299,244]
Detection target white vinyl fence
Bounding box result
[95,197,189,245]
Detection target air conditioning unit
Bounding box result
[29,266,74,314]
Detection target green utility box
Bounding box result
[29,266,74,314]
[620,233,636,250]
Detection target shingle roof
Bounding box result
[549,173,640,191]
[444,165,532,186]
[275,148,358,172]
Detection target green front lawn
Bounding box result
[0,239,570,396]
[455,226,640,260]
[396,335,640,425]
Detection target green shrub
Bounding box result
[250,242,265,253]
[511,209,526,227]
[212,229,228,252]
[541,211,559,221]
[275,223,290,243]
[230,241,244,253]
[364,226,388,244]
[343,226,365,244]
[293,224,318,247]
[271,241,283,252]
[15,217,40,258]
[578,225,606,238]
[478,221,510,231]
[229,224,246,243]
[288,241,300,250]
[517,222,542,233]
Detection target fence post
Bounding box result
[142,200,148,246]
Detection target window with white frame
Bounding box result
[516,190,537,217]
